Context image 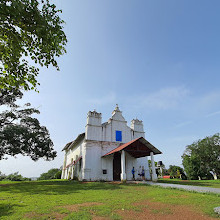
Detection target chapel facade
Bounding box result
[61,105,161,181]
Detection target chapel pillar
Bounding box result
[150,152,157,182]
[121,150,126,181]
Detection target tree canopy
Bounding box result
[182,133,220,180]
[0,88,56,161]
[0,0,67,90]
[168,165,185,178]
[0,0,66,161]
[0,171,31,181]
[38,168,61,180]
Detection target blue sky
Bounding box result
[1,0,220,177]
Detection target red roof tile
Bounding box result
[102,137,162,158]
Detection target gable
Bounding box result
[111,111,126,122]
[62,133,85,151]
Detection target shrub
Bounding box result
[38,168,62,180]
[1,172,31,181]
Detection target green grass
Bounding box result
[0,180,219,219]
[158,179,220,188]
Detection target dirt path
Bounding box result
[117,201,217,220]
[25,200,217,220]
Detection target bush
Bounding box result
[54,170,62,179]
[168,165,185,178]
[0,172,31,181]
[38,168,62,180]
[0,171,6,181]
[181,173,187,180]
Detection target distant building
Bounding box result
[61,105,161,181]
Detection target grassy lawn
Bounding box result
[0,180,219,219]
[158,179,220,188]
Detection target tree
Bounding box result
[182,133,220,180]
[0,171,30,181]
[148,160,157,168]
[0,0,64,162]
[181,152,205,180]
[168,165,184,178]
[161,168,170,176]
[0,171,6,180]
[38,168,61,180]
[5,172,31,181]
[176,169,181,179]
[0,0,67,91]
[0,88,56,161]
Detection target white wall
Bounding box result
[125,152,136,180]
[86,107,145,143]
[81,140,151,181]
[103,120,132,143]
[62,139,84,180]
[136,156,151,180]
[82,140,118,181]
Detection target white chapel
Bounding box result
[61,105,162,181]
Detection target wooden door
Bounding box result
[113,152,121,180]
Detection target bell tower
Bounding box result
[85,110,102,141]
[131,119,145,139]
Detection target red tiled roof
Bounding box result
[102,137,162,158]
[102,137,141,157]
[65,156,82,169]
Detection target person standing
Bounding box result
[141,166,145,181]
[138,166,142,180]
[132,167,135,180]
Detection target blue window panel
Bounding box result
[116,130,122,142]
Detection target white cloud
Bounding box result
[199,91,220,109]
[138,86,190,110]
[206,110,220,117]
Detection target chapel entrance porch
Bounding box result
[102,137,162,182]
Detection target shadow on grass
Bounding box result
[0,203,25,218]
[0,180,123,196]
